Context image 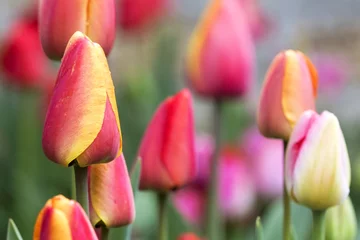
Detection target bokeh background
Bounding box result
[1,0,360,239]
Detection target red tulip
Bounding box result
[177,233,203,240]
[138,89,196,191]
[89,153,135,227]
[186,0,255,98]
[33,195,97,240]
[42,32,122,167]
[0,14,52,88]
[39,0,116,59]
[118,0,167,31]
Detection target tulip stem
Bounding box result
[74,164,89,215]
[205,99,223,240]
[312,210,326,240]
[157,192,168,240]
[101,226,109,240]
[283,141,291,240]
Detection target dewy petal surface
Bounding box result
[42,32,109,166]
[89,154,135,227]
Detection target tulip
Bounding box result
[43,31,122,167]
[285,110,350,210]
[325,197,357,240]
[241,127,283,199]
[39,0,115,59]
[186,0,254,99]
[89,153,135,227]
[118,0,167,31]
[138,89,196,191]
[33,195,97,240]
[0,14,52,88]
[257,50,318,140]
[177,233,203,240]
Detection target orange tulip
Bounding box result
[138,89,196,191]
[257,50,318,140]
[39,0,115,59]
[89,153,135,227]
[186,0,255,98]
[33,195,97,240]
[42,31,122,167]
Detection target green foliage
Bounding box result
[6,219,22,240]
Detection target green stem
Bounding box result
[312,210,326,240]
[283,141,291,240]
[157,193,168,240]
[101,226,109,240]
[205,100,223,240]
[74,164,89,215]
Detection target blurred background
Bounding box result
[1,0,360,239]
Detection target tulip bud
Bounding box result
[186,0,255,99]
[33,195,97,240]
[138,89,196,191]
[118,0,167,31]
[177,233,203,240]
[285,110,350,210]
[0,15,52,88]
[325,197,357,240]
[39,0,115,59]
[89,153,135,227]
[43,31,122,167]
[257,50,318,140]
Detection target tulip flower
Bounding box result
[177,233,203,240]
[33,195,97,240]
[241,127,283,199]
[186,0,254,99]
[43,31,122,167]
[118,0,167,31]
[39,0,115,59]
[138,89,196,191]
[257,50,318,140]
[89,153,135,227]
[325,197,357,240]
[0,14,52,88]
[285,110,350,210]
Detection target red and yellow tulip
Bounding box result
[42,31,122,167]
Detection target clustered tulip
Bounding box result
[89,153,135,227]
[138,89,196,191]
[257,50,318,140]
[42,31,122,167]
[39,0,116,59]
[186,0,254,99]
[285,110,350,210]
[33,195,97,240]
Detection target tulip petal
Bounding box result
[89,154,135,227]
[43,32,109,166]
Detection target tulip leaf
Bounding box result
[256,217,265,240]
[6,219,23,240]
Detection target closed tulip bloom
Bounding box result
[43,31,122,167]
[39,0,115,59]
[285,110,350,210]
[118,0,167,31]
[177,233,203,240]
[139,89,196,191]
[186,0,254,99]
[33,195,97,240]
[89,153,135,227]
[325,197,357,240]
[257,50,318,140]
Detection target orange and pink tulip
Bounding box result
[138,89,196,191]
[42,31,122,167]
[39,0,115,59]
[186,0,255,99]
[33,195,97,240]
[257,50,318,140]
[89,153,135,227]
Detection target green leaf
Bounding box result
[256,217,265,240]
[6,219,23,240]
